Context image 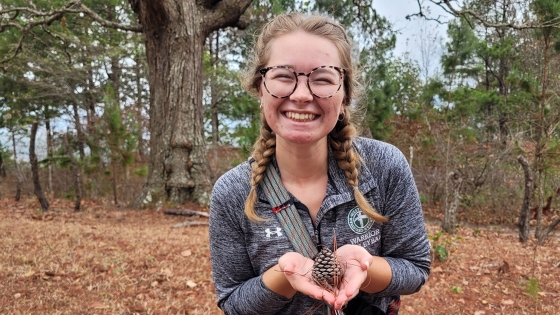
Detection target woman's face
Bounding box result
[259,31,345,147]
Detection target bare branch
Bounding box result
[202,0,252,34]
[409,0,560,29]
[172,221,208,228]
[406,0,447,24]
[0,1,141,64]
[439,0,560,29]
[76,4,142,32]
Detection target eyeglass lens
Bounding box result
[263,67,341,98]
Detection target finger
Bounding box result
[333,294,350,310]
[295,281,332,301]
[362,260,369,270]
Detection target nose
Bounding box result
[289,75,313,102]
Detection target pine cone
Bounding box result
[312,246,341,289]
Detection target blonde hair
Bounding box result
[242,13,387,223]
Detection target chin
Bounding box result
[278,133,327,146]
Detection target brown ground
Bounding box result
[0,198,558,315]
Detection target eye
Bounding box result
[268,69,295,81]
[310,75,337,85]
[310,69,339,85]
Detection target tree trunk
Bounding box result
[64,133,82,211]
[129,0,251,208]
[538,216,560,245]
[45,118,53,195]
[134,51,146,162]
[72,103,86,161]
[0,151,4,200]
[210,31,220,146]
[112,161,119,206]
[30,122,49,212]
[442,171,461,233]
[11,131,22,202]
[518,155,534,243]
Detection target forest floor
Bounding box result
[0,198,559,315]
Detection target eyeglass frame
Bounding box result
[259,65,346,99]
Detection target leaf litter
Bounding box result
[0,198,559,314]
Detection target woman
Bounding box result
[209,13,431,315]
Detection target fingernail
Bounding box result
[365,261,370,269]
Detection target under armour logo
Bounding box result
[265,227,283,238]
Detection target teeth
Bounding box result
[286,112,316,122]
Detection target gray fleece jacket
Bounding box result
[209,137,431,315]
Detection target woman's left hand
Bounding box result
[332,244,374,309]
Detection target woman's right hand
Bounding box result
[278,252,337,305]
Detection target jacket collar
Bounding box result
[253,138,377,212]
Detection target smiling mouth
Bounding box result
[285,111,317,122]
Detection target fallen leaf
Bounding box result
[186,280,197,288]
[181,250,192,257]
[162,268,173,277]
[474,311,485,315]
[89,301,108,309]
[14,293,21,298]
[432,266,443,273]
[22,270,35,277]
[501,299,514,305]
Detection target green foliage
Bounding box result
[524,278,540,300]
[450,286,462,294]
[229,91,260,156]
[134,165,148,177]
[434,244,448,262]
[441,19,481,81]
[429,230,462,262]
[101,84,138,168]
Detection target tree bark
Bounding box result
[11,130,22,202]
[30,122,50,212]
[442,171,461,233]
[64,133,82,211]
[538,216,560,246]
[129,0,251,208]
[45,118,53,195]
[518,155,534,243]
[0,151,4,200]
[72,103,86,160]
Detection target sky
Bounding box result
[374,0,452,78]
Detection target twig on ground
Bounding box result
[172,221,209,228]
[164,209,209,217]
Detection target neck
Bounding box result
[275,137,329,185]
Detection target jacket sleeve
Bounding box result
[209,167,292,315]
[366,143,431,296]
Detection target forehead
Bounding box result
[265,31,341,70]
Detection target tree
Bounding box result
[1,0,252,207]
[30,121,50,211]
[439,16,482,233]
[101,84,137,205]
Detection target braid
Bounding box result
[244,119,276,221]
[330,110,388,223]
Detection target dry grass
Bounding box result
[1,197,559,315]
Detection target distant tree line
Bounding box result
[1,0,559,244]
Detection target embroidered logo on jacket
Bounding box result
[347,206,373,234]
[265,227,283,238]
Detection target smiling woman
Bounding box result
[209,12,431,315]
